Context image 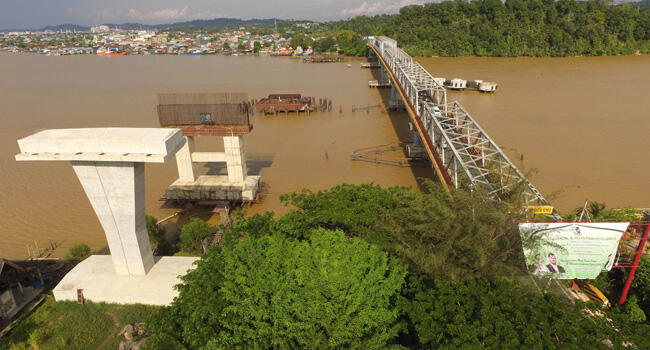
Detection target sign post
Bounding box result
[619,221,650,305]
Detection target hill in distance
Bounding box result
[5,18,292,32]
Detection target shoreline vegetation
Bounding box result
[323,0,650,57]
[2,0,649,58]
[3,183,649,349]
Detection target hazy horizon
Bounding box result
[0,0,428,30]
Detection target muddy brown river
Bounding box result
[0,53,648,259]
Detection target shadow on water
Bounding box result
[203,156,274,176]
[368,67,437,192]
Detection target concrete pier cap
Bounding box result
[16,128,185,163]
[15,128,199,305]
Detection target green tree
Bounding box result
[403,275,625,348]
[335,30,367,56]
[64,243,91,261]
[147,214,173,255]
[277,182,527,281]
[314,36,336,53]
[147,230,407,349]
[319,0,650,56]
[253,40,262,53]
[178,218,212,255]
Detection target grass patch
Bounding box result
[1,295,161,350]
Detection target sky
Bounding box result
[0,0,427,29]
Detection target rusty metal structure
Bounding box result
[157,93,252,136]
[255,94,330,114]
[302,56,343,63]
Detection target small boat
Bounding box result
[278,48,293,56]
[97,47,126,56]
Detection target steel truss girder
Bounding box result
[366,36,547,206]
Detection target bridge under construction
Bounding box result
[366,36,548,207]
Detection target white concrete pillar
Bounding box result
[175,136,198,182]
[223,135,247,184]
[71,161,154,276]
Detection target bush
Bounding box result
[147,230,407,349]
[64,243,91,261]
[146,214,173,255]
[178,218,213,255]
[403,276,623,349]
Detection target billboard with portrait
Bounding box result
[519,222,629,279]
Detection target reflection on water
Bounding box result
[0,53,648,259]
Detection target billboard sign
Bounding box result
[519,222,629,279]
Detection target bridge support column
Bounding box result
[380,66,388,83]
[175,136,198,182]
[71,161,154,276]
[224,135,247,184]
[413,133,422,146]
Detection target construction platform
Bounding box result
[368,80,391,88]
[360,62,381,68]
[165,175,261,201]
[53,255,198,306]
[255,94,331,114]
[165,124,253,136]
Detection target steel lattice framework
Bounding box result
[367,36,548,205]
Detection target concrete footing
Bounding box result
[165,175,261,201]
[53,255,198,306]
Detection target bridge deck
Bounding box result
[367,36,548,206]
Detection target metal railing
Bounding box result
[367,36,548,206]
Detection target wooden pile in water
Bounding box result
[302,56,343,63]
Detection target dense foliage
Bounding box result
[325,0,650,56]
[147,230,406,349]
[271,183,525,281]
[403,276,623,349]
[177,218,213,255]
[146,215,173,255]
[142,183,649,349]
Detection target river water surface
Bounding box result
[0,53,648,259]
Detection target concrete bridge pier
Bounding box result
[71,161,154,276]
[175,136,198,182]
[166,134,260,202]
[388,84,405,111]
[224,135,247,184]
[380,66,389,83]
[15,128,199,305]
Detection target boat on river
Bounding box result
[97,47,126,56]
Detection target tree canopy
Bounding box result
[177,218,213,255]
[147,230,406,349]
[322,0,650,56]
[145,183,650,349]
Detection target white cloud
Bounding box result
[340,0,425,17]
[127,6,190,22]
[120,6,230,23]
